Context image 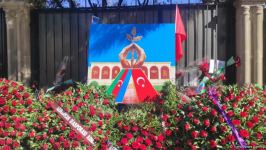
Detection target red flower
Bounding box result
[122,146,131,150]
[252,116,259,123]
[184,122,190,131]
[145,138,152,146]
[63,141,70,148]
[0,98,6,106]
[210,126,217,133]
[26,99,33,106]
[132,126,139,132]
[72,141,79,148]
[221,105,227,110]
[139,144,146,150]
[89,105,95,116]
[211,109,217,116]
[202,106,209,112]
[191,131,198,138]
[0,139,5,146]
[120,138,128,145]
[126,133,133,139]
[162,114,169,121]
[200,130,207,138]
[5,138,12,145]
[132,141,140,149]
[157,134,164,142]
[232,119,241,126]
[240,111,248,117]
[3,105,9,113]
[155,142,162,148]
[203,119,210,127]
[102,99,109,105]
[256,132,263,139]
[166,129,172,136]
[136,136,143,143]
[209,140,217,148]
[226,134,235,142]
[239,129,249,138]
[29,131,35,138]
[193,118,200,125]
[83,94,89,99]
[227,110,234,117]
[123,126,130,131]
[72,105,79,112]
[246,121,254,128]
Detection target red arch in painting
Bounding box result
[150,66,159,79]
[101,66,110,79]
[112,66,120,79]
[91,66,100,79]
[141,66,148,78]
[161,66,170,79]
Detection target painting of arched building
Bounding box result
[88,62,175,85]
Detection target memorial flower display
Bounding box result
[0,78,265,149]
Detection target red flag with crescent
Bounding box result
[132,69,158,102]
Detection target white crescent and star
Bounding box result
[136,77,145,88]
[118,80,123,87]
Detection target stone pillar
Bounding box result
[253,5,264,85]
[243,5,252,83]
[235,0,265,86]
[0,0,31,83]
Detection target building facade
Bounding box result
[88,62,175,85]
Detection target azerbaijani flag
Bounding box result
[175,5,187,62]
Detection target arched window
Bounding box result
[91,66,100,79]
[141,66,148,78]
[150,66,159,79]
[161,66,170,79]
[101,66,110,79]
[112,66,120,79]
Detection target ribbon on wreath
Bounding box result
[208,88,248,149]
[44,81,118,150]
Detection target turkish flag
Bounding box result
[175,5,187,62]
[132,69,158,102]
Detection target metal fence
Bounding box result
[30,4,235,87]
[0,9,7,78]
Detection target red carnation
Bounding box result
[26,99,33,105]
[12,141,20,148]
[132,141,140,149]
[72,141,79,148]
[193,118,200,125]
[240,111,248,117]
[136,136,143,143]
[191,131,198,138]
[139,144,146,150]
[156,142,162,148]
[200,130,207,138]
[210,126,217,133]
[126,133,133,139]
[211,109,217,116]
[120,138,128,145]
[157,134,164,142]
[72,105,79,112]
[256,132,263,139]
[132,126,139,132]
[227,110,234,117]
[246,121,254,128]
[89,105,95,116]
[29,131,35,138]
[0,98,6,106]
[83,94,89,99]
[63,141,70,148]
[252,116,259,123]
[184,122,190,131]
[145,138,152,146]
[3,105,9,113]
[102,99,109,105]
[239,129,249,138]
[5,138,12,145]
[202,106,208,112]
[166,129,172,136]
[232,119,241,126]
[209,140,217,148]
[203,119,210,127]
[226,134,235,142]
